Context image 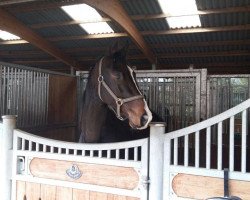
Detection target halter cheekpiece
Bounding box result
[97,57,143,120]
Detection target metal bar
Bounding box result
[134,147,138,161]
[65,148,68,155]
[23,70,27,127]
[90,150,94,157]
[0,65,2,116]
[9,67,13,115]
[14,67,17,116]
[241,110,247,173]
[45,74,49,125]
[0,61,74,77]
[38,72,42,125]
[107,150,111,159]
[217,121,223,170]
[195,131,200,168]
[229,116,235,171]
[2,67,6,115]
[206,126,211,169]
[125,148,128,160]
[184,135,189,167]
[28,140,32,151]
[116,149,119,159]
[30,71,34,125]
[98,150,102,158]
[174,138,178,165]
[6,67,10,115]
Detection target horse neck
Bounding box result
[80,73,108,143]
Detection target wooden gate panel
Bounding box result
[16,181,26,200]
[29,158,139,190]
[16,182,140,200]
[73,189,89,200]
[13,129,148,200]
[26,182,40,200]
[41,184,56,200]
[56,186,72,200]
[172,174,250,200]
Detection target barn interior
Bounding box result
[0,0,249,74]
[0,1,250,141]
[0,1,250,199]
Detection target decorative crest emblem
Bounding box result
[66,164,82,180]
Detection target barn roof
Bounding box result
[0,0,249,74]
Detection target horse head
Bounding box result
[95,40,152,130]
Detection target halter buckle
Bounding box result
[98,75,104,83]
[116,98,123,106]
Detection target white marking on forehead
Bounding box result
[127,66,142,95]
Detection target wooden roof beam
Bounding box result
[0,8,80,69]
[0,0,36,6]
[1,39,250,52]
[30,6,250,29]
[7,50,249,64]
[1,24,250,45]
[82,0,156,64]
[5,0,250,16]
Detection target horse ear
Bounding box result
[106,39,129,57]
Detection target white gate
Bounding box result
[1,99,250,200]
[163,99,250,199]
[0,116,149,200]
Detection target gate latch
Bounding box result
[141,176,150,189]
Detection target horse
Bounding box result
[78,40,153,143]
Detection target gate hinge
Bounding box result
[141,176,150,189]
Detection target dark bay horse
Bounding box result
[79,41,152,143]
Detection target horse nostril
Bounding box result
[140,114,149,126]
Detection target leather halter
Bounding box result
[97,57,144,120]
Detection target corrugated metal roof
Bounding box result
[196,0,250,10]
[13,8,72,25]
[0,0,249,73]
[120,0,162,15]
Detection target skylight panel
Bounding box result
[61,4,114,34]
[158,0,201,29]
[0,30,20,40]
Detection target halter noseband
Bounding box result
[97,57,144,120]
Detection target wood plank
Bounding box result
[172,174,250,199]
[56,186,72,200]
[16,181,26,200]
[41,184,56,200]
[107,195,139,200]
[90,191,108,200]
[73,189,90,200]
[48,75,77,125]
[30,6,250,29]
[26,182,40,200]
[0,0,36,6]
[29,158,139,190]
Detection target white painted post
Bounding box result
[149,122,166,200]
[0,115,16,200]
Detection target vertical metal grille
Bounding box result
[136,74,197,131]
[208,75,250,117]
[0,63,49,128]
[208,75,250,145]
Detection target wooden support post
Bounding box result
[149,122,166,200]
[0,115,16,200]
